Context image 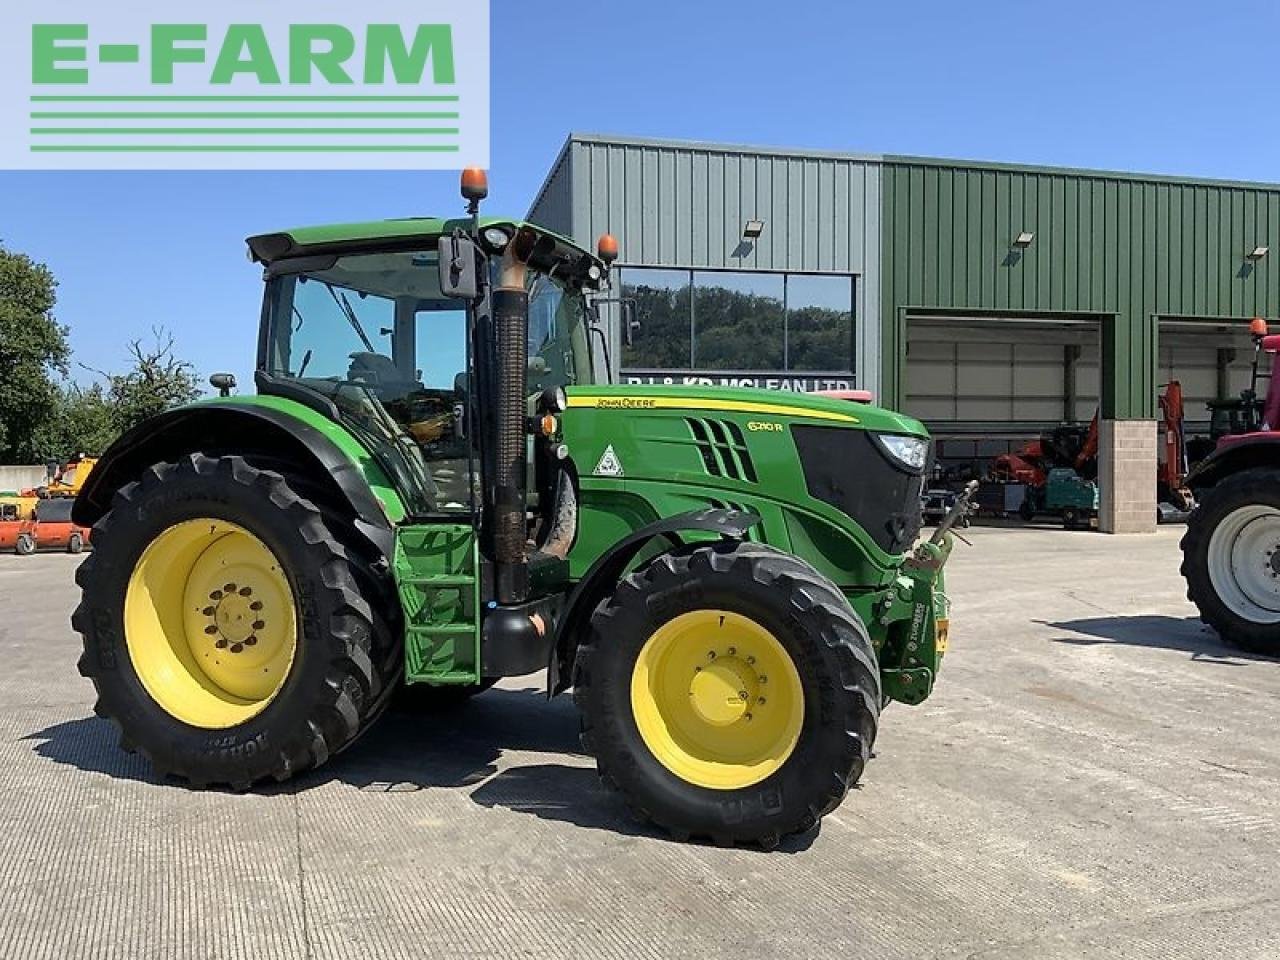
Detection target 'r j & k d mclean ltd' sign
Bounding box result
[622,370,855,393]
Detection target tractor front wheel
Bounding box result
[575,541,880,847]
[15,534,35,556]
[73,454,398,787]
[1182,467,1280,656]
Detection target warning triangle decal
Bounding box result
[594,444,624,477]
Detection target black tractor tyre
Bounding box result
[393,677,500,713]
[72,454,400,787]
[67,532,84,554]
[15,534,35,556]
[1181,467,1280,657]
[574,540,880,848]
[1018,497,1036,523]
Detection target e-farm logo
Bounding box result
[0,1,489,169]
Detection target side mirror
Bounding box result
[622,300,640,348]
[438,233,479,301]
[209,372,237,397]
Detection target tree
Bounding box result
[30,381,118,463]
[0,245,69,462]
[100,327,202,433]
[32,328,203,463]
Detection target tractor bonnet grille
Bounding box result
[791,425,926,555]
[686,418,758,483]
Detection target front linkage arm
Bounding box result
[880,480,976,705]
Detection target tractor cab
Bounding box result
[250,217,603,518]
[1206,318,1280,446]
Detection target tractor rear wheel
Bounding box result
[15,534,34,556]
[1182,467,1280,656]
[575,541,880,847]
[73,454,399,787]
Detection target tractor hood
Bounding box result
[564,385,928,437]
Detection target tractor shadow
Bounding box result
[23,715,165,786]
[1042,615,1278,663]
[25,685,819,851]
[24,685,584,792]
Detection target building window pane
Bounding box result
[787,275,854,373]
[620,267,692,370]
[692,271,784,370]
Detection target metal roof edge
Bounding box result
[879,152,1280,193]
[563,131,886,165]
[543,132,1280,194]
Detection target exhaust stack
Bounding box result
[490,249,530,603]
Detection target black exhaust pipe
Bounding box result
[490,282,529,603]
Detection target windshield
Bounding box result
[261,248,591,516]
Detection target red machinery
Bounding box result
[1181,318,1280,655]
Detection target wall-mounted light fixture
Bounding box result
[1248,245,1269,261]
[743,219,766,240]
[1013,231,1035,248]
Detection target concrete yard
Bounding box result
[1,527,1277,959]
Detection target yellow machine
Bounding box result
[0,493,38,520]
[37,456,98,498]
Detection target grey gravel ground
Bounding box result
[1,526,1277,960]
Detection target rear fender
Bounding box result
[547,508,761,696]
[74,403,395,558]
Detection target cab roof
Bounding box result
[246,217,607,287]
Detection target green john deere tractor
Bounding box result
[72,170,966,846]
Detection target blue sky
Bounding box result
[3,0,1279,389]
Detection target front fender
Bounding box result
[74,400,396,558]
[1184,434,1280,492]
[547,508,761,696]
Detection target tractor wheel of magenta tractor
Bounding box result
[1182,466,1280,657]
[574,540,880,848]
[72,454,400,787]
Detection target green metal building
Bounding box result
[531,134,1280,531]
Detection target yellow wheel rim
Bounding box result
[630,610,805,790]
[124,519,298,729]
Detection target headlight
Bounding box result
[873,433,929,473]
[538,385,568,414]
[481,226,512,253]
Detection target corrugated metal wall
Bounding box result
[527,141,574,237]
[881,159,1280,419]
[528,135,884,395]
